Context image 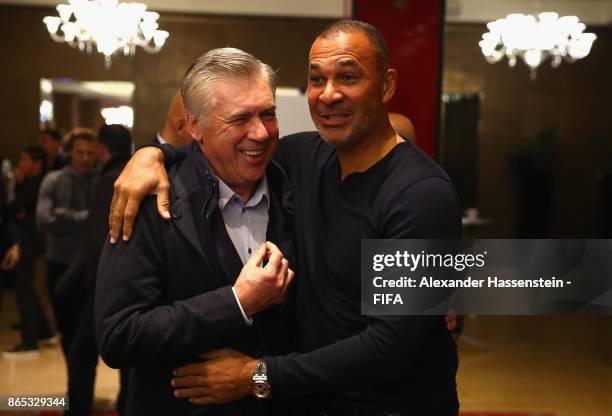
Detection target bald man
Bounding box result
[389,111,416,142]
[154,92,193,146]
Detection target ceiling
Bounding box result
[2,0,611,24]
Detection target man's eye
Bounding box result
[261,111,276,120]
[231,116,248,124]
[341,73,357,82]
[309,75,323,84]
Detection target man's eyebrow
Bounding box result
[226,105,276,120]
[309,59,358,70]
[262,105,277,113]
[225,110,252,120]
[337,59,357,67]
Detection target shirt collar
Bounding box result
[157,133,167,145]
[217,174,270,211]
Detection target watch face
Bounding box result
[252,381,271,399]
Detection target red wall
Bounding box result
[355,0,443,157]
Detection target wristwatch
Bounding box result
[251,359,272,399]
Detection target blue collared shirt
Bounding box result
[217,175,270,264]
[217,175,270,325]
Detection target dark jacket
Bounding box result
[83,156,130,285]
[8,173,45,254]
[95,143,294,416]
[1,182,18,254]
[55,156,130,297]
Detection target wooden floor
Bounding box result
[1,291,611,415]
[0,291,118,412]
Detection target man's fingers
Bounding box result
[285,268,295,288]
[109,189,119,235]
[246,243,267,267]
[171,376,205,388]
[122,197,143,241]
[109,191,128,244]
[156,182,171,220]
[173,362,205,377]
[190,396,216,405]
[279,258,289,281]
[200,348,240,360]
[264,241,283,272]
[174,387,211,399]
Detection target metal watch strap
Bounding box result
[251,359,271,399]
[253,359,267,381]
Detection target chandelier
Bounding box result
[43,0,169,67]
[479,12,597,80]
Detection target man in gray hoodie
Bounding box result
[36,128,96,359]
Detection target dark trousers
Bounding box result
[47,260,85,358]
[65,288,130,416]
[117,367,130,416]
[15,248,52,347]
[66,289,98,416]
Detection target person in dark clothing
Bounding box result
[96,48,295,416]
[55,124,133,416]
[106,21,461,415]
[4,146,54,355]
[37,129,96,360]
[37,129,66,171]
[0,180,20,319]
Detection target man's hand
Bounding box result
[172,348,257,404]
[1,244,20,271]
[234,242,294,316]
[109,147,170,243]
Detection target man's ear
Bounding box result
[382,68,397,104]
[185,114,203,141]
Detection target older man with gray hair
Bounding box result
[95,47,295,416]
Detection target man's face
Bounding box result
[17,153,34,177]
[69,139,96,174]
[37,133,60,157]
[307,31,390,148]
[187,74,278,197]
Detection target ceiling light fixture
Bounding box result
[479,12,596,80]
[43,0,169,68]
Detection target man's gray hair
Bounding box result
[180,47,277,124]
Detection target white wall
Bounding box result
[276,88,316,138]
[447,0,612,25]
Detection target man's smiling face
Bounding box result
[188,74,278,200]
[307,31,388,149]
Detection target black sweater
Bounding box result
[265,132,461,413]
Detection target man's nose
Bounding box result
[319,81,343,105]
[248,117,270,142]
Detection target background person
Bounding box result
[4,145,54,356]
[36,128,96,360]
